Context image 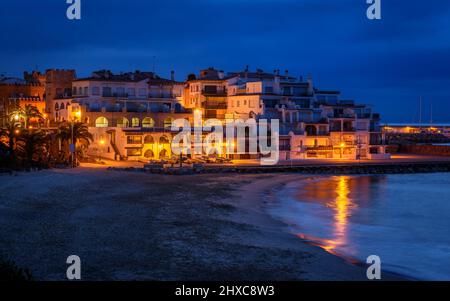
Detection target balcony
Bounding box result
[201,90,227,96]
[330,127,356,132]
[202,101,227,109]
[100,92,129,98]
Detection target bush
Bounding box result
[0,257,32,281]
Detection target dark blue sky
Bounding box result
[1,0,450,122]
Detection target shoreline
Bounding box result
[231,173,408,281]
[0,167,408,280]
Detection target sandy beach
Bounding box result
[0,166,403,280]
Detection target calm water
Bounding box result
[268,173,450,280]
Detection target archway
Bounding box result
[159,149,168,159]
[159,135,169,144]
[144,135,155,144]
[144,149,154,159]
[95,117,108,127]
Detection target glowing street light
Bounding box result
[14,114,19,121]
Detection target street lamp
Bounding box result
[339,142,345,159]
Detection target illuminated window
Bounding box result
[127,136,142,144]
[95,117,108,127]
[164,117,173,129]
[116,117,129,128]
[132,117,140,127]
[126,148,142,156]
[142,117,155,128]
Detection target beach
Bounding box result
[0,166,403,280]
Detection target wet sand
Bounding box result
[0,167,404,280]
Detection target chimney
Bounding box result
[171,70,175,81]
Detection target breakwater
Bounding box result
[109,161,450,175]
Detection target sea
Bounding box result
[267,173,450,280]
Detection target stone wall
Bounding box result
[399,145,450,156]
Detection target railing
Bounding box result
[201,90,227,96]
[202,101,227,109]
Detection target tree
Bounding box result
[0,120,21,166]
[16,130,49,167]
[10,105,43,129]
[57,122,93,164]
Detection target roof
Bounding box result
[226,71,297,81]
[74,70,179,84]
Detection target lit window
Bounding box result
[142,117,155,128]
[95,117,108,127]
[116,117,129,128]
[132,117,140,127]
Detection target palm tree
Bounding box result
[10,105,43,129]
[16,130,49,168]
[0,120,21,167]
[57,122,93,165]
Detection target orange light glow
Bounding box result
[322,176,353,254]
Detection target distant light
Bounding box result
[340,143,345,148]
[14,114,19,121]
[14,129,20,134]
[75,111,81,117]
[100,139,105,145]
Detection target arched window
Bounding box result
[159,149,168,159]
[116,117,129,128]
[144,135,155,144]
[142,117,155,128]
[55,103,59,110]
[159,135,169,144]
[132,117,140,127]
[60,103,65,110]
[164,117,173,129]
[144,149,154,158]
[95,117,108,128]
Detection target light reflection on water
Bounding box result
[294,176,386,256]
[269,173,450,279]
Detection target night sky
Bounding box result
[1,0,450,122]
